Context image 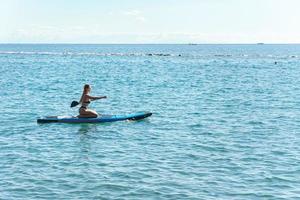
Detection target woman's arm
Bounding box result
[86,95,107,100]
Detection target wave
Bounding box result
[214,54,232,57]
[0,51,299,59]
[212,54,300,59]
[0,51,182,57]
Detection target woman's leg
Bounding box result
[79,109,98,118]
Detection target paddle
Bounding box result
[70,101,79,108]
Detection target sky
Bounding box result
[1,0,300,43]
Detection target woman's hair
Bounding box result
[84,84,90,92]
[80,84,90,103]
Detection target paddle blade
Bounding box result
[70,101,79,108]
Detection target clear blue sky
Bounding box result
[1,0,300,43]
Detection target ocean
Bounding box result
[1,44,300,199]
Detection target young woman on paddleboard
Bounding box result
[78,84,107,118]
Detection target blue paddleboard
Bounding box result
[37,112,152,123]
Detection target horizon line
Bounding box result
[1,42,300,45]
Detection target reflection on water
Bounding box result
[76,124,98,158]
[76,123,112,154]
[78,123,98,134]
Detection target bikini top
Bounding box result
[81,100,91,108]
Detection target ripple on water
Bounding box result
[1,44,300,199]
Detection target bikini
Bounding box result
[80,101,91,109]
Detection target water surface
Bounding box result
[1,44,300,199]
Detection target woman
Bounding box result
[78,84,107,118]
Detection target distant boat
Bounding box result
[257,43,265,45]
[188,43,197,45]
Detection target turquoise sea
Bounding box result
[1,44,300,199]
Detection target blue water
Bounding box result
[1,44,300,199]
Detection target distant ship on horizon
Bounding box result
[257,43,265,45]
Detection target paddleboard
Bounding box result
[37,112,152,123]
